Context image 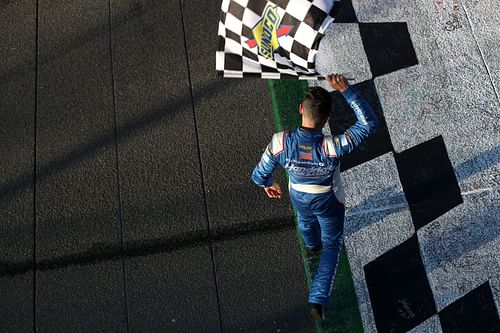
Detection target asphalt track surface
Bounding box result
[0,0,313,332]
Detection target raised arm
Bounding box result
[326,74,379,157]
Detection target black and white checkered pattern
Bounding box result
[309,1,500,332]
[324,75,499,333]
[216,0,341,79]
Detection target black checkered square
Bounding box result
[364,235,437,333]
[439,282,500,333]
[224,53,243,71]
[273,0,292,10]
[329,0,357,22]
[304,4,328,30]
[228,0,246,20]
[241,25,253,40]
[225,29,241,44]
[246,0,267,15]
[395,136,463,230]
[291,40,310,60]
[359,22,419,77]
[280,12,301,37]
[242,47,259,62]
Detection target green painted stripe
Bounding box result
[267,79,364,333]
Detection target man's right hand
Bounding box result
[326,74,349,92]
[264,182,282,199]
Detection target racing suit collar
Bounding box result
[298,126,324,141]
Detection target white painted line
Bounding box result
[461,4,500,102]
[462,185,500,196]
[347,202,408,217]
[347,185,499,217]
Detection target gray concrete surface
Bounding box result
[316,23,371,84]
[407,315,443,333]
[314,0,499,332]
[0,0,310,332]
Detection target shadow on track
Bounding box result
[0,78,228,205]
[0,216,295,277]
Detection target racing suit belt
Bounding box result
[289,182,333,194]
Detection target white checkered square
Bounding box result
[258,55,279,69]
[242,7,261,28]
[261,72,281,79]
[218,21,226,36]
[294,22,320,48]
[216,51,225,71]
[242,57,263,73]
[225,12,243,34]
[285,0,313,21]
[278,35,294,52]
[289,52,309,69]
[223,70,244,78]
[221,0,230,12]
[225,37,243,55]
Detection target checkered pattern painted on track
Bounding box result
[309,0,500,332]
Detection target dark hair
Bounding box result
[302,86,332,123]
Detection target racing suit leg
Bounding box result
[308,191,345,305]
[289,189,321,250]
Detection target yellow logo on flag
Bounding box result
[251,6,282,59]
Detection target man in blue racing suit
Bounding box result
[251,74,379,320]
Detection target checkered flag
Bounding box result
[216,0,341,79]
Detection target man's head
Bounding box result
[300,86,332,128]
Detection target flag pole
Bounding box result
[317,76,355,81]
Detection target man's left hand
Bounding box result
[326,74,349,92]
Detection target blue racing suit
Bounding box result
[251,86,379,305]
